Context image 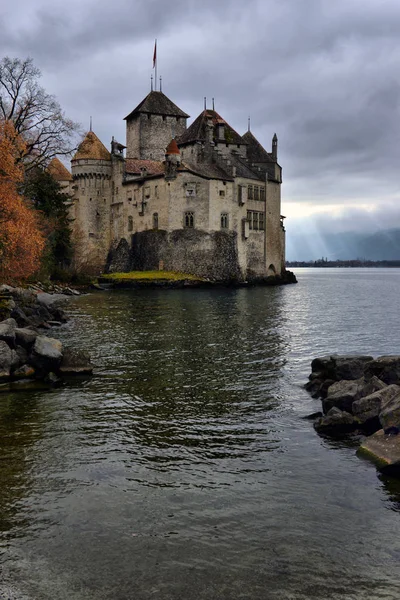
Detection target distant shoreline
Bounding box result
[287,260,400,268]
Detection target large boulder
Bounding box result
[323,378,365,413]
[314,407,358,435]
[0,318,17,348]
[379,390,400,433]
[364,356,400,385]
[29,336,63,372]
[0,340,12,379]
[15,328,38,350]
[308,354,374,399]
[359,429,400,475]
[353,384,400,430]
[58,348,93,375]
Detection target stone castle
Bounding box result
[48,88,286,282]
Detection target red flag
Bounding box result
[153,40,157,68]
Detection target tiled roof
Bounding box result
[125,159,165,176]
[177,109,246,146]
[181,160,233,181]
[166,139,180,155]
[72,131,111,161]
[47,157,72,181]
[242,131,274,164]
[124,91,189,120]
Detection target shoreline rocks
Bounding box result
[306,354,400,476]
[0,283,93,389]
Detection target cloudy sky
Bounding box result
[2,0,400,259]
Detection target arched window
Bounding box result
[184,211,194,228]
[220,213,229,229]
[153,212,159,229]
[128,216,133,232]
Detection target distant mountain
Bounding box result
[286,229,400,262]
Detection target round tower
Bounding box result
[71,131,112,272]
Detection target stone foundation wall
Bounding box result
[106,229,243,282]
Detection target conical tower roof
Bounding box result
[165,138,180,155]
[72,131,111,161]
[47,157,73,181]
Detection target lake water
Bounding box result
[1,268,400,599]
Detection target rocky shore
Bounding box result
[0,283,92,391]
[306,354,400,475]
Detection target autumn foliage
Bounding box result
[0,120,45,281]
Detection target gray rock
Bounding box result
[15,345,28,366]
[353,384,400,428]
[15,327,38,349]
[314,407,358,435]
[359,429,400,474]
[365,356,400,385]
[0,318,17,348]
[0,284,15,294]
[59,347,93,375]
[36,292,69,307]
[379,389,400,433]
[334,355,374,380]
[11,305,32,327]
[13,364,36,379]
[30,336,63,372]
[323,378,365,413]
[0,340,12,379]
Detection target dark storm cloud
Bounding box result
[2,0,400,237]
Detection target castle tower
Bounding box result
[124,91,189,161]
[71,131,112,272]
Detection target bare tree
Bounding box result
[0,57,81,170]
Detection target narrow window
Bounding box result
[153,212,159,229]
[128,197,132,202]
[128,216,133,232]
[260,187,265,202]
[238,185,243,204]
[259,212,265,231]
[144,187,150,198]
[248,185,253,200]
[221,213,229,229]
[185,211,194,228]
[247,210,253,230]
[219,190,225,197]
[254,185,259,201]
[155,185,158,198]
[253,212,259,231]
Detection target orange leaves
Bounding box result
[0,120,45,281]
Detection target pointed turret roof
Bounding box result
[124,91,189,120]
[165,138,180,155]
[177,109,245,146]
[242,130,274,164]
[72,131,111,161]
[47,157,73,181]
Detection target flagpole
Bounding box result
[154,39,157,91]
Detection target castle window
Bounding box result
[238,185,243,205]
[184,211,194,228]
[260,187,266,202]
[253,212,259,230]
[116,187,119,195]
[153,212,159,229]
[128,216,133,232]
[162,115,166,121]
[248,185,253,200]
[128,197,132,202]
[219,190,225,197]
[221,213,229,229]
[254,185,259,201]
[155,185,158,198]
[259,212,265,231]
[144,187,150,198]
